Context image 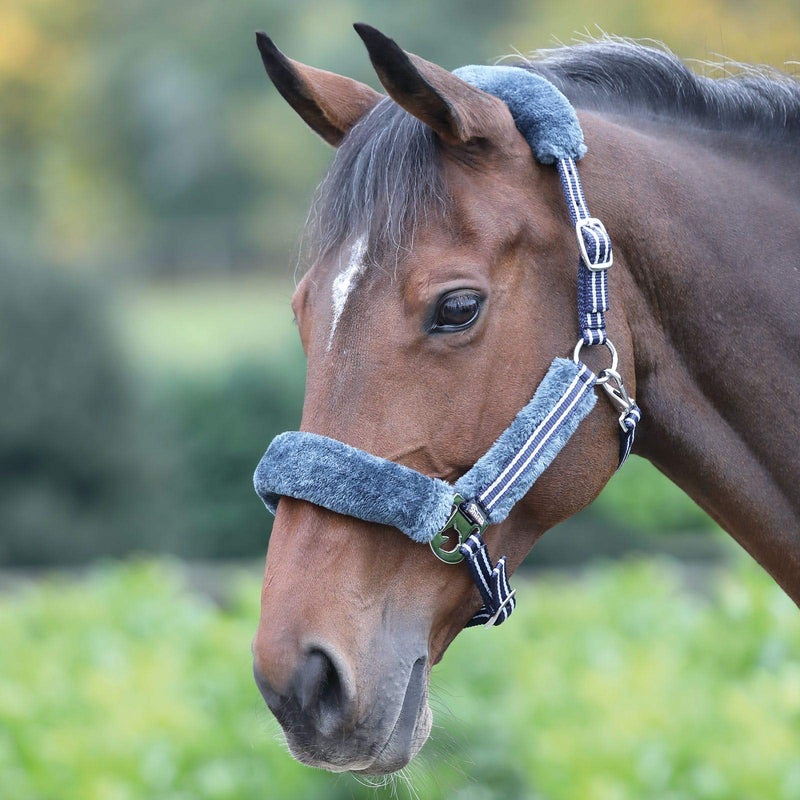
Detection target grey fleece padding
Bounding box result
[254,359,596,542]
[254,432,455,542]
[453,65,586,163]
[454,358,596,521]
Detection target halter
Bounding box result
[254,66,641,629]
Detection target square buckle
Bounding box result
[575,217,613,271]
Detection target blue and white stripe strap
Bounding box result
[453,361,597,627]
[618,402,641,468]
[469,363,597,514]
[459,533,516,627]
[598,369,641,470]
[557,157,612,347]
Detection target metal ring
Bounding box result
[573,338,618,384]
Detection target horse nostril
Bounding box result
[295,650,328,711]
[292,648,351,735]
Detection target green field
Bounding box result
[115,277,303,374]
[2,555,798,800]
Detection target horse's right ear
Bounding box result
[256,32,382,147]
[353,23,515,149]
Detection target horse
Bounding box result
[251,24,800,775]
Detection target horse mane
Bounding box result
[518,35,800,145]
[306,37,800,268]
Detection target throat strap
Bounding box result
[619,403,641,467]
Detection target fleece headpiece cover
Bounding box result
[453,65,586,163]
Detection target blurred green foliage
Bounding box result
[2,0,799,277]
[1,555,799,799]
[0,259,157,564]
[156,358,305,559]
[594,455,715,534]
[0,261,306,565]
[114,277,301,374]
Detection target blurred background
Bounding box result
[2,1,799,798]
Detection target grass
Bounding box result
[1,556,798,800]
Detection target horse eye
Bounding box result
[433,291,482,332]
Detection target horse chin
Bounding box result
[354,700,433,776]
[282,682,433,776]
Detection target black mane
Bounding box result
[521,37,800,144]
[307,38,800,265]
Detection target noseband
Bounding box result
[254,66,641,629]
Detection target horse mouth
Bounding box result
[354,656,432,775]
[280,656,432,775]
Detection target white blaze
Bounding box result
[327,235,367,350]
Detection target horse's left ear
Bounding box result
[353,23,514,148]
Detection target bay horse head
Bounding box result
[251,24,633,774]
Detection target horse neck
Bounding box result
[579,111,800,603]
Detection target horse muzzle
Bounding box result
[253,637,432,774]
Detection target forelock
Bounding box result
[304,97,448,272]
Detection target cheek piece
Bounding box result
[254,66,642,629]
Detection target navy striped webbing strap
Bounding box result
[476,363,596,513]
[453,157,638,627]
[557,157,612,346]
[619,403,641,468]
[458,363,596,626]
[558,156,641,470]
[460,534,516,627]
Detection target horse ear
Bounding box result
[256,32,382,147]
[353,23,511,148]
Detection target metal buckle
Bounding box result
[429,493,488,564]
[483,589,517,628]
[575,217,613,271]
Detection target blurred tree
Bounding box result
[0,259,160,564]
[3,0,799,276]
[154,358,305,559]
[494,0,800,70]
[0,258,310,565]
